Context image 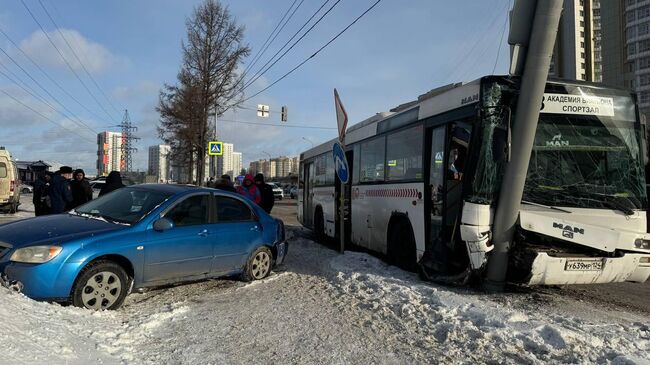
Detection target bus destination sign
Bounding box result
[540,93,614,117]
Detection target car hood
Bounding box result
[0,214,128,248]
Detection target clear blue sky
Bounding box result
[0,0,511,175]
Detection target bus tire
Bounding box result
[314,207,326,243]
[387,218,417,272]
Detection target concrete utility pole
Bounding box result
[484,0,564,291]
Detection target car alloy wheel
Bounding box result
[251,251,271,279]
[80,271,123,310]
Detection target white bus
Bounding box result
[298,76,650,286]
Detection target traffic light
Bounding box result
[281,106,288,122]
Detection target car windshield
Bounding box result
[73,187,173,224]
[523,113,647,212]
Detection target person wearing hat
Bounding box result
[49,166,74,214]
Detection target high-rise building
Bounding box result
[549,0,602,82]
[148,145,171,183]
[232,152,243,177]
[97,131,123,176]
[602,0,650,117]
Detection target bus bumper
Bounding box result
[526,252,650,285]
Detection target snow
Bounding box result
[0,204,649,364]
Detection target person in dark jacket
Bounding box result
[49,167,73,214]
[254,173,274,214]
[32,173,52,216]
[70,169,93,209]
[99,171,125,197]
[236,174,261,204]
[214,175,237,193]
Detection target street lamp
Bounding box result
[261,151,271,160]
[302,137,314,148]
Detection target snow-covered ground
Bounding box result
[0,202,648,364]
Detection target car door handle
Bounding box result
[198,229,209,237]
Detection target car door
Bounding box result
[143,193,213,283]
[209,194,263,274]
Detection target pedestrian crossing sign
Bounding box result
[208,141,223,156]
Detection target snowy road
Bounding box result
[0,199,648,364]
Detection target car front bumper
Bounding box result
[1,262,80,301]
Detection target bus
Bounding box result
[298,75,650,286]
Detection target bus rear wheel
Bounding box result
[388,219,417,272]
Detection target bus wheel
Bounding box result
[388,219,417,272]
[314,208,326,243]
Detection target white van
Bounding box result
[0,147,20,213]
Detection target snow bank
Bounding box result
[0,289,120,364]
[330,251,650,364]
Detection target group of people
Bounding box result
[209,173,276,214]
[33,168,124,216]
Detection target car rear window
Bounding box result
[0,163,6,178]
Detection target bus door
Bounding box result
[303,162,315,227]
[425,122,471,272]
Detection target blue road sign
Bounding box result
[208,141,223,156]
[333,142,349,184]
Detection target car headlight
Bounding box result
[10,246,62,263]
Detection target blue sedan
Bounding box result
[0,184,287,310]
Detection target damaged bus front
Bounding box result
[457,77,650,285]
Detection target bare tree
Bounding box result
[182,0,250,184]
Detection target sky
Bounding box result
[0,0,512,176]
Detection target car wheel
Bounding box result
[241,246,274,282]
[71,260,129,310]
[21,188,30,194]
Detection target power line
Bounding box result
[242,0,382,102]
[219,118,336,130]
[0,26,112,125]
[20,0,117,122]
[0,88,95,143]
[243,0,343,91]
[242,0,308,85]
[37,0,122,116]
[0,66,98,136]
[0,43,97,134]
[242,0,300,78]
[492,0,512,74]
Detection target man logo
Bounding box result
[553,222,584,239]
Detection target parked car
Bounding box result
[0,147,20,213]
[89,181,104,199]
[268,182,284,200]
[0,184,287,310]
[19,184,33,194]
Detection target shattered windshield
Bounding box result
[523,114,647,211]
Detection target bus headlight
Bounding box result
[634,239,650,250]
[10,246,62,263]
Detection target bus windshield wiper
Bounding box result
[521,200,572,213]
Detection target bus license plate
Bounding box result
[564,259,603,271]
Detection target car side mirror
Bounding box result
[153,217,174,232]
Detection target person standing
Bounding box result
[70,169,93,209]
[254,173,274,214]
[32,173,52,216]
[214,177,237,193]
[236,174,261,204]
[49,166,73,214]
[99,171,125,197]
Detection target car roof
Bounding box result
[128,183,200,194]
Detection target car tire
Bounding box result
[71,260,129,310]
[240,246,274,282]
[21,188,30,194]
